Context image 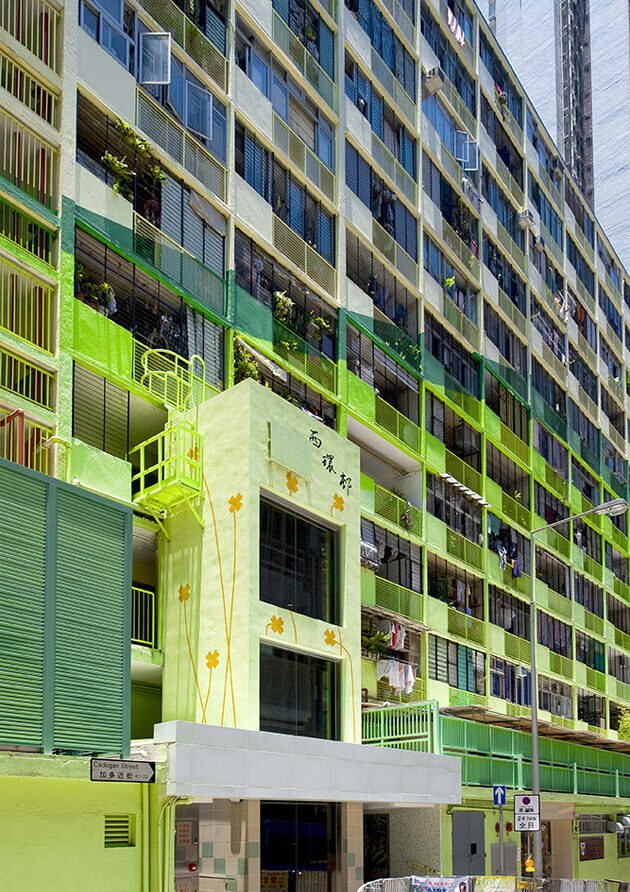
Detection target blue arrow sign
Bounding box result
[493,784,506,806]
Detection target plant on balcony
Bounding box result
[233,337,261,384]
[115,118,151,159]
[101,151,133,199]
[273,290,294,326]
[361,630,391,659]
[619,709,630,741]
[307,305,331,339]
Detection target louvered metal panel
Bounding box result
[0,464,47,745]
[53,489,130,753]
[104,814,132,847]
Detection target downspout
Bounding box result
[158,796,180,892]
[142,784,150,892]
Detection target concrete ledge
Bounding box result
[154,721,462,804]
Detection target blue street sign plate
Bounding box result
[493,784,506,806]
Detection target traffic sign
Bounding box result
[493,784,506,806]
[91,758,156,783]
[514,793,540,831]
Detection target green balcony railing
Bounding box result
[445,448,483,495]
[445,527,484,573]
[374,575,423,623]
[447,606,485,646]
[375,396,421,453]
[131,586,157,648]
[362,700,439,750]
[374,484,422,537]
[0,195,55,266]
[273,214,337,298]
[0,347,54,410]
[0,257,55,353]
[272,319,336,393]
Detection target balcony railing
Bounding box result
[0,109,56,209]
[496,221,526,274]
[440,70,476,138]
[136,90,226,203]
[1,0,60,72]
[540,222,563,269]
[441,219,480,279]
[362,700,439,750]
[133,213,226,317]
[445,527,484,573]
[445,447,483,495]
[133,342,211,411]
[139,0,227,90]
[371,131,417,205]
[372,218,418,287]
[0,258,55,353]
[447,606,485,646]
[272,215,336,298]
[375,395,420,453]
[0,407,52,474]
[0,50,59,128]
[272,112,335,203]
[379,0,415,46]
[370,47,415,126]
[0,347,54,410]
[442,297,479,351]
[374,483,421,537]
[131,586,157,648]
[497,287,527,338]
[272,318,336,393]
[374,575,423,622]
[573,223,594,263]
[494,152,523,206]
[273,12,336,110]
[0,196,55,265]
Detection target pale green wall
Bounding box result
[160,380,362,741]
[0,772,145,891]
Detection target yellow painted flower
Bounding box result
[229,493,243,514]
[285,472,298,495]
[332,493,344,513]
[178,583,191,602]
[270,614,284,634]
[187,445,199,461]
[206,650,220,669]
[324,629,337,647]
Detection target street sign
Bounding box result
[493,785,506,806]
[514,793,540,831]
[91,758,155,783]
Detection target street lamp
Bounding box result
[529,496,627,876]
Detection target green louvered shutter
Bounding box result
[53,488,130,754]
[0,464,47,746]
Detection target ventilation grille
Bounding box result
[104,815,133,848]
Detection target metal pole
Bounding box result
[530,535,542,877]
[499,799,505,875]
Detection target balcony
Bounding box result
[0,407,53,475]
[272,11,336,110]
[494,152,524,206]
[139,0,227,90]
[441,218,480,280]
[496,287,528,338]
[272,214,337,298]
[0,347,54,410]
[361,474,422,537]
[129,420,203,528]
[540,222,564,270]
[375,395,421,453]
[447,606,485,646]
[442,297,480,351]
[426,513,484,574]
[133,213,226,317]
[424,433,483,495]
[1,51,59,128]
[484,409,530,467]
[366,572,424,623]
[0,196,55,267]
[370,130,417,206]
[0,109,56,210]
[272,318,337,393]
[370,47,415,126]
[0,260,55,354]
[1,0,60,72]
[131,586,157,648]
[439,69,476,138]
[136,90,227,203]
[362,700,440,749]
[496,221,526,275]
[272,112,335,203]
[372,217,418,287]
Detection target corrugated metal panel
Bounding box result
[0,464,46,745]
[53,488,129,753]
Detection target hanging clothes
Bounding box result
[403,663,416,694]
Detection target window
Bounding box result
[424,312,480,398]
[486,445,530,507]
[609,647,630,685]
[350,0,416,100]
[605,542,628,584]
[346,142,417,260]
[260,644,339,739]
[80,0,135,71]
[274,0,335,81]
[482,235,526,314]
[532,358,566,420]
[569,344,598,404]
[488,585,530,639]
[490,657,530,705]
[424,391,480,469]
[529,176,563,247]
[531,297,565,363]
[607,593,630,635]
[574,574,603,618]
[571,457,598,506]
[260,499,338,623]
[360,519,423,592]
[427,553,483,617]
[487,513,531,574]
[538,675,572,718]
[483,304,526,376]
[138,32,172,84]
[347,324,419,422]
[428,635,485,694]
[426,472,481,544]
[567,235,595,298]
[533,482,568,527]
[421,2,474,113]
[484,370,528,439]
[575,631,605,673]
[261,802,339,875]
[537,610,572,657]
[425,233,478,324]
[569,399,598,465]
[533,420,567,477]
[481,166,524,250]
[535,547,569,598]
[423,152,478,258]
[577,690,604,727]
[618,818,630,858]
[479,28,522,122]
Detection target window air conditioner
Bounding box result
[518,209,535,231]
[424,67,444,96]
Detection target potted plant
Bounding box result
[101,151,133,199]
[233,337,260,384]
[114,118,151,159]
[273,290,294,326]
[308,305,331,339]
[361,630,391,659]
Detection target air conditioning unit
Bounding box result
[518,209,535,231]
[424,67,444,95]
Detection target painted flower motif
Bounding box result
[332,493,344,513]
[229,493,243,514]
[187,445,199,461]
[206,650,220,669]
[324,629,337,647]
[178,583,191,602]
[285,472,298,496]
[270,614,284,634]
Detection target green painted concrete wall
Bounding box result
[160,380,362,741]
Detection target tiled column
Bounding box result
[199,799,261,892]
[341,802,364,892]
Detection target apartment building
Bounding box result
[1,0,630,887]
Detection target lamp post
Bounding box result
[529,496,627,877]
